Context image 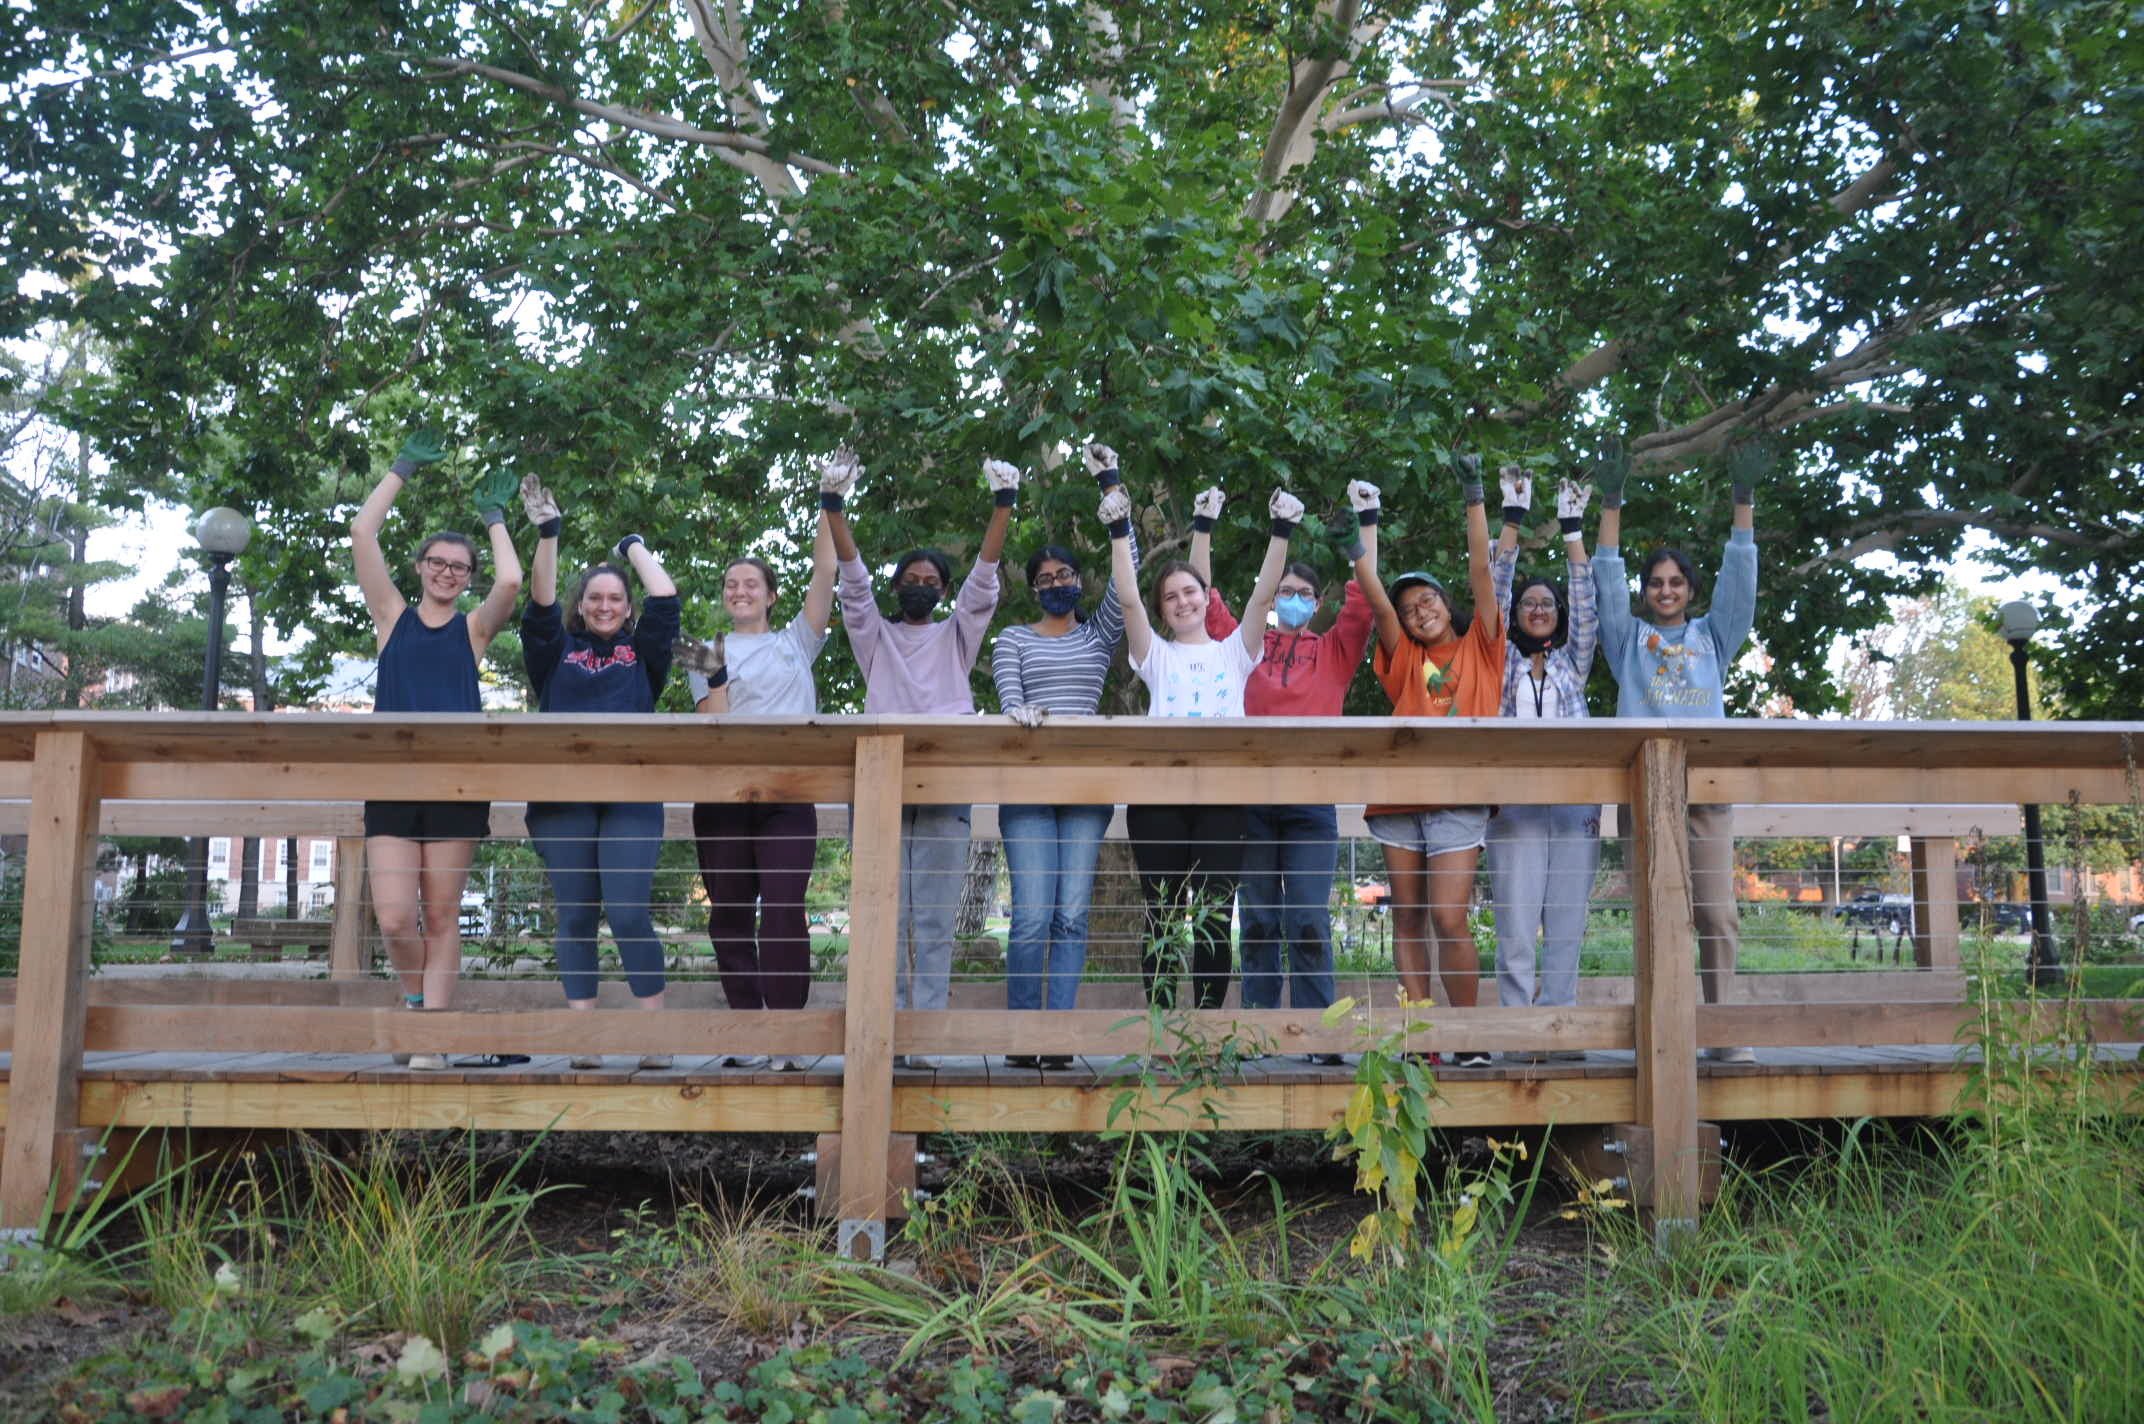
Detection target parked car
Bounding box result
[1841,892,1914,936]
[1973,901,2032,934]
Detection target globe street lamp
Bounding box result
[1997,598,2059,988]
[169,507,253,956]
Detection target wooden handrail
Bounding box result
[1,712,2140,1245]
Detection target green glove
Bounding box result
[392,428,448,478]
[471,468,518,528]
[1448,451,1484,506]
[1726,437,1775,505]
[1589,434,1630,510]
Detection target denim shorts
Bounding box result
[1366,807,1489,858]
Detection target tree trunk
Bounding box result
[1084,838,1149,983]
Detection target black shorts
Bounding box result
[363,800,492,842]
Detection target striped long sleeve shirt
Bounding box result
[990,530,1140,715]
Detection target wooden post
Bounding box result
[836,733,904,1261]
[1629,737,1700,1241]
[1910,836,1961,973]
[327,837,369,980]
[0,731,103,1235]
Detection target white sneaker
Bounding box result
[722,1054,770,1069]
[904,1054,939,1070]
[1705,1045,1757,1064]
[406,1053,447,1072]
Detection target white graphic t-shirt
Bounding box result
[1132,634,1261,718]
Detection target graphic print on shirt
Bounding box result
[1419,655,1462,717]
[1642,629,1717,708]
[1263,631,1319,687]
[564,643,639,675]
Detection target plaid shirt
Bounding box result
[1490,545,1598,718]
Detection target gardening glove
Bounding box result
[1588,434,1629,510]
[1347,479,1382,523]
[1448,452,1485,507]
[982,457,1022,508]
[471,468,517,528]
[675,636,728,701]
[818,448,861,511]
[1726,437,1775,505]
[1191,486,1225,533]
[1085,441,1122,490]
[1099,487,1134,539]
[1499,465,1533,529]
[1268,488,1304,540]
[1007,704,1048,730]
[520,474,562,538]
[391,428,448,480]
[1556,478,1592,539]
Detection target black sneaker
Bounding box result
[1039,1055,1074,1071]
[1005,1054,1041,1069]
[1452,1051,1494,1068]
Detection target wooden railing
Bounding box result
[2,712,2141,1252]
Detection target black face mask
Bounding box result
[1037,584,1081,617]
[895,584,943,620]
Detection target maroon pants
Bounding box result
[692,801,819,1010]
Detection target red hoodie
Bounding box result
[1205,580,1375,716]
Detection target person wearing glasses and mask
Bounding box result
[990,442,1140,1068]
[349,429,523,1070]
[1485,462,1599,1060]
[828,450,1015,1060]
[1192,480,1383,1058]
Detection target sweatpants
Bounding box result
[1487,803,1602,1007]
[897,804,971,1010]
[693,800,818,1010]
[1126,803,1248,1010]
[525,800,667,1002]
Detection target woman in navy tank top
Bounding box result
[351,431,524,1071]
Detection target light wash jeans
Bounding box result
[897,804,971,1010]
[1487,803,1601,1007]
[999,803,1111,1010]
[1237,803,1339,1010]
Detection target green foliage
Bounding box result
[8,3,2142,712]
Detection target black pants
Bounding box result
[1126,803,1248,1010]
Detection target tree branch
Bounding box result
[1790,509,2144,577]
[411,54,841,180]
[1246,0,1390,229]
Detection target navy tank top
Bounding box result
[375,607,482,713]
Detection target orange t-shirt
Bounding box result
[1365,617,1506,816]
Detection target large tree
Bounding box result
[5,1,2139,713]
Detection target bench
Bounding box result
[231,917,335,960]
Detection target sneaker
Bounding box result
[1406,1051,1443,1067]
[721,1054,770,1069]
[637,1053,674,1070]
[1306,1053,1346,1067]
[1452,1051,1494,1068]
[905,1054,940,1070]
[1039,1055,1074,1071]
[393,996,424,1065]
[1505,1049,1548,1064]
[1705,1045,1757,1064]
[770,1055,804,1072]
[1005,1054,1041,1069]
[569,1054,604,1070]
[406,1053,448,1072]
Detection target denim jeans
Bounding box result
[524,800,667,1002]
[999,803,1112,1010]
[1237,803,1339,1010]
[897,804,971,1010]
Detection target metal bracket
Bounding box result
[836,1218,886,1263]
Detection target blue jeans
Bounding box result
[525,801,667,1002]
[999,803,1111,1010]
[1237,803,1339,1010]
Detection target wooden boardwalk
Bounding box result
[9,1044,2138,1138]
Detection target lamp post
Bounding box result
[1998,598,2059,988]
[169,507,253,956]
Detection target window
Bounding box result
[208,838,229,869]
[309,840,332,880]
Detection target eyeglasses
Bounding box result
[1032,570,1081,590]
[422,556,474,577]
[1517,597,1558,613]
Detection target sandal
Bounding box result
[452,1053,532,1069]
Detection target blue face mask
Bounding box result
[1037,584,1081,617]
[1275,593,1317,629]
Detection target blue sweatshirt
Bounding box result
[1592,530,1756,719]
[522,593,681,713]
